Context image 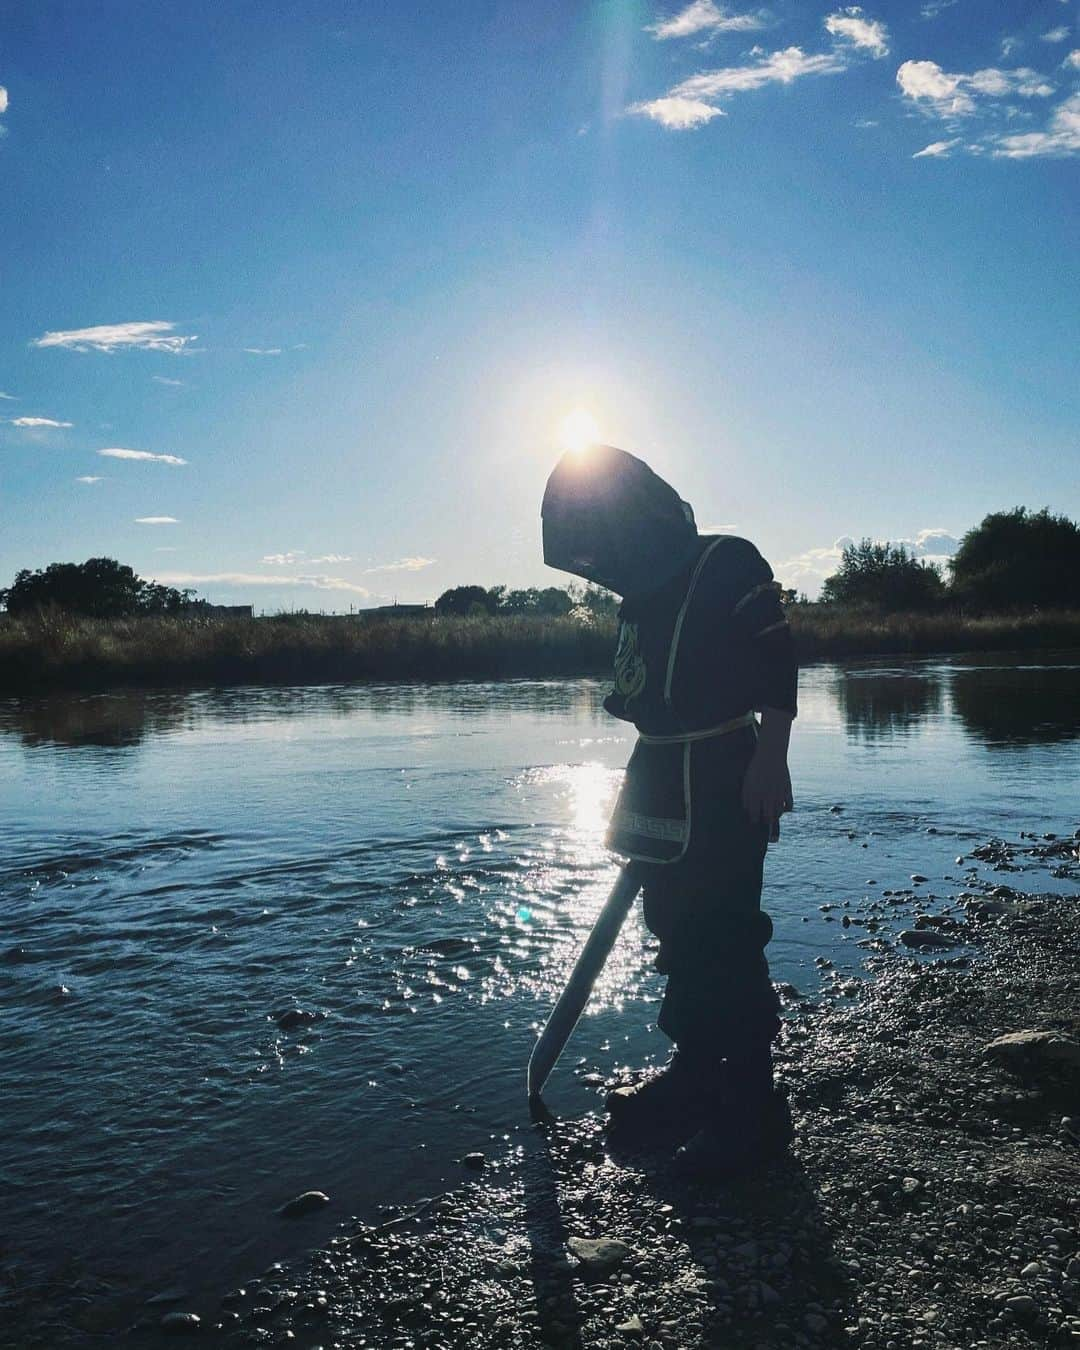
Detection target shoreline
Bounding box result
[14,829,1070,1349]
[1,610,1079,697]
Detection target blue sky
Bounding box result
[1,0,1077,607]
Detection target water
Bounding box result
[2,656,1078,1315]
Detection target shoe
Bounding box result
[673,1090,793,1181]
[604,1054,708,1144]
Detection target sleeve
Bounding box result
[729,544,799,718]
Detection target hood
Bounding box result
[541,444,699,599]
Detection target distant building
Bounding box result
[204,603,254,619]
[355,603,433,621]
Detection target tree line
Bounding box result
[2,508,1076,621]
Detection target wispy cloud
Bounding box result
[99,447,188,465]
[8,416,73,428]
[1042,26,1071,43]
[0,391,16,400]
[896,60,1055,119]
[363,556,436,574]
[152,571,373,597]
[243,347,283,356]
[991,92,1080,158]
[32,321,197,355]
[261,550,355,565]
[152,375,185,387]
[0,86,8,115]
[1000,36,1023,58]
[629,18,891,131]
[647,1,767,41]
[1066,50,1080,71]
[75,475,104,484]
[135,516,179,525]
[919,0,957,17]
[824,8,889,58]
[913,137,961,157]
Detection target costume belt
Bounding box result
[636,711,756,746]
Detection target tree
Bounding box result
[500,587,573,616]
[948,507,1080,610]
[820,540,945,611]
[433,585,501,617]
[0,557,199,618]
[567,582,619,619]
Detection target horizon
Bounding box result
[2,1,1077,608]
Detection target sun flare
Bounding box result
[558,408,601,455]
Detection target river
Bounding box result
[2,655,1078,1322]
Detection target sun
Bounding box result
[558,408,601,455]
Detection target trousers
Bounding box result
[637,726,782,1067]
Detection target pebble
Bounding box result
[279,1191,330,1218]
[1021,1261,1043,1278]
[160,1311,202,1335]
[616,1314,644,1337]
[1005,1294,1038,1320]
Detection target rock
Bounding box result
[276,1009,320,1031]
[983,1031,1080,1071]
[568,1236,632,1276]
[616,1314,644,1337]
[278,1190,330,1218]
[805,1312,829,1334]
[160,1312,202,1335]
[1005,1294,1038,1321]
[462,1152,486,1170]
[1021,1262,1043,1278]
[901,1177,921,1195]
[911,874,928,883]
[899,929,955,949]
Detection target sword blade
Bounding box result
[526,865,642,1101]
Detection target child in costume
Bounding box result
[542,444,797,1175]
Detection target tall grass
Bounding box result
[1,607,1078,695]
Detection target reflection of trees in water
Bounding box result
[0,691,195,749]
[949,666,1080,746]
[832,670,944,740]
[0,678,612,750]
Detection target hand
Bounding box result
[741,748,794,843]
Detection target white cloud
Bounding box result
[32,321,197,355]
[8,416,73,428]
[1064,49,1080,70]
[75,476,104,484]
[629,95,726,128]
[647,1,766,40]
[899,528,960,556]
[363,556,436,573]
[0,86,8,114]
[897,60,1055,119]
[99,447,187,465]
[825,8,889,58]
[261,550,355,565]
[243,347,283,356]
[152,375,185,387]
[135,516,179,525]
[913,137,961,157]
[991,91,1080,157]
[151,571,373,597]
[1042,26,1070,43]
[672,47,846,100]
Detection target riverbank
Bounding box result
[9,829,1072,1349]
[2,608,1079,694]
[202,834,1080,1350]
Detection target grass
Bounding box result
[1,606,1079,696]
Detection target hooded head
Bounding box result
[541,444,699,599]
